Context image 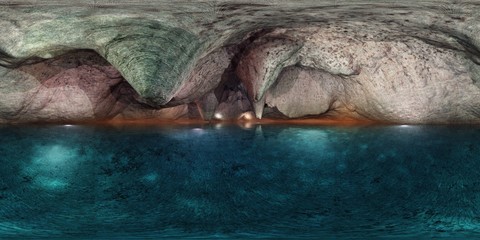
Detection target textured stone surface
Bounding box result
[0,51,187,122]
[249,27,480,123]
[0,0,479,123]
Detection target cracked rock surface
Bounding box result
[0,0,479,123]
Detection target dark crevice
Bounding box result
[452,35,480,65]
[263,106,289,119]
[209,28,276,112]
[0,49,46,68]
[411,36,463,52]
[176,28,276,120]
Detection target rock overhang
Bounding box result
[0,0,479,123]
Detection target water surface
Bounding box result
[1,124,480,239]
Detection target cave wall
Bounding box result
[0,0,479,123]
[0,50,189,122]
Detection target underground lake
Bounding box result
[1,123,480,239]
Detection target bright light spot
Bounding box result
[0,222,32,232]
[35,176,68,190]
[239,121,254,129]
[142,172,158,182]
[64,124,73,127]
[399,125,410,128]
[278,128,331,158]
[192,128,205,135]
[238,111,255,120]
[23,144,81,191]
[38,145,76,165]
[214,113,223,119]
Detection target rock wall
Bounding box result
[0,0,479,123]
[0,50,189,122]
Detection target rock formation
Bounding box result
[0,0,479,123]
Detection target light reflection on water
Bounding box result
[0,124,480,239]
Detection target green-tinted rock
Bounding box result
[103,21,201,104]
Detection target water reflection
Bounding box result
[0,125,480,238]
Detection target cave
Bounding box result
[1,1,480,239]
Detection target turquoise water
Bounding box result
[1,124,480,239]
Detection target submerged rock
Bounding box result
[0,1,479,123]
